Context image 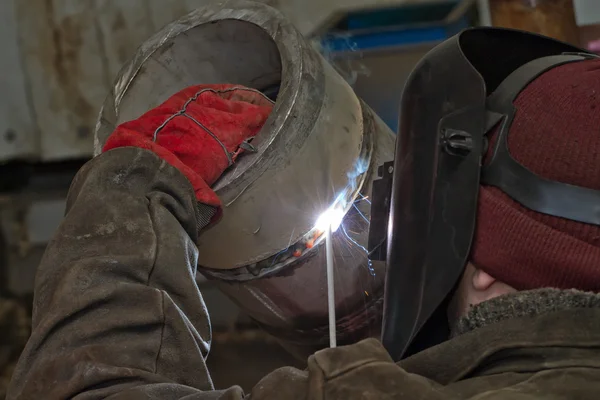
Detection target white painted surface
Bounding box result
[476,0,492,26]
[574,0,600,26]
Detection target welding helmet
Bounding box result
[371,27,599,361]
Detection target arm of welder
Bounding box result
[248,338,448,399]
[5,144,447,400]
[6,147,244,400]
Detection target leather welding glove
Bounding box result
[103,84,273,225]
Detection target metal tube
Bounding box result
[326,224,336,348]
[94,0,395,359]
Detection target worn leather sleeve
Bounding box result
[6,147,448,400]
[6,148,244,400]
[248,339,449,400]
[307,339,448,400]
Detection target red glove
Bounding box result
[103,84,274,221]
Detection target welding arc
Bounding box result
[326,224,337,348]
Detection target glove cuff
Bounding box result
[104,132,223,217]
[195,202,220,232]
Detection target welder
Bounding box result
[7,27,600,399]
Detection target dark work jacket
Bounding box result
[7,148,600,399]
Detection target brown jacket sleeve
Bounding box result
[250,339,448,400]
[7,147,447,400]
[6,148,244,399]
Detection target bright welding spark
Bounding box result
[352,203,369,224]
[341,223,368,254]
[315,207,345,232]
[314,153,369,238]
[341,223,376,276]
[357,193,371,204]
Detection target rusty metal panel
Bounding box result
[3,0,427,163]
[147,0,194,31]
[0,0,38,162]
[95,0,158,81]
[11,0,201,162]
[269,0,440,37]
[16,0,107,161]
[146,0,427,38]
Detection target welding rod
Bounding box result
[326,224,337,348]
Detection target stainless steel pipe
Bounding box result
[95,0,395,358]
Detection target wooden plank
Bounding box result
[0,0,38,162]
